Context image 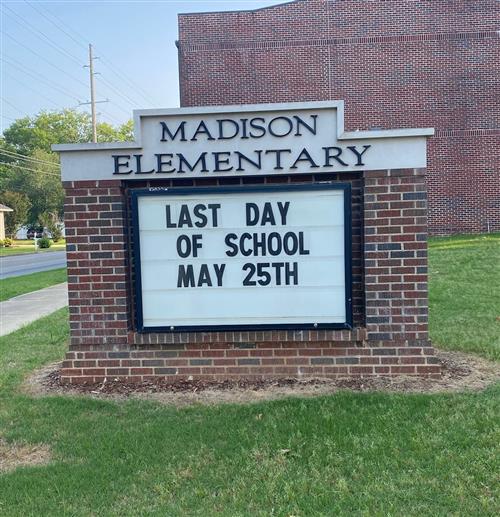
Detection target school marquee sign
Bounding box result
[132,183,350,331]
[54,101,433,333]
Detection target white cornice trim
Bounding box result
[52,101,434,153]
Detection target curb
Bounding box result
[0,249,66,258]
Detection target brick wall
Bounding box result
[60,168,439,384]
[177,0,500,235]
[64,180,130,349]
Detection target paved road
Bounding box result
[0,251,67,279]
[0,282,68,336]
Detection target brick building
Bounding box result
[56,0,500,384]
[177,0,500,235]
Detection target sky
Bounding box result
[0,0,283,133]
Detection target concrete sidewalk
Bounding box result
[0,282,68,336]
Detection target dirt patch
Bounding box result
[23,349,500,407]
[0,438,51,474]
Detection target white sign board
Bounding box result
[133,184,351,331]
[54,101,434,181]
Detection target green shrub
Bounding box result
[50,225,63,242]
[38,211,63,242]
[38,237,51,249]
[3,237,13,247]
[0,239,4,247]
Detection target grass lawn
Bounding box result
[429,233,500,361]
[0,269,67,302]
[0,235,498,515]
[0,240,66,256]
[0,310,499,516]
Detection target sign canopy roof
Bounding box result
[53,101,434,181]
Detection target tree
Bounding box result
[3,109,133,155]
[96,120,134,142]
[116,119,134,141]
[1,110,133,225]
[0,191,31,238]
[3,110,92,155]
[1,149,64,225]
[39,211,63,241]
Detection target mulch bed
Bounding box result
[43,370,370,395]
[27,348,498,406]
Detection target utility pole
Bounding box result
[81,44,108,143]
[88,44,97,143]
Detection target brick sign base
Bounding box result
[62,168,440,384]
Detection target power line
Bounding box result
[3,80,121,131]
[1,56,83,103]
[24,0,87,50]
[2,3,139,127]
[3,32,89,91]
[98,76,137,109]
[92,92,132,118]
[23,1,159,106]
[2,71,63,109]
[2,38,132,123]
[2,73,128,130]
[20,1,154,108]
[2,4,83,67]
[98,55,159,107]
[24,0,88,49]
[4,41,133,120]
[97,106,126,126]
[0,161,61,177]
[19,2,130,129]
[0,149,60,168]
[1,98,26,114]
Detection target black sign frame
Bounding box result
[131,183,352,333]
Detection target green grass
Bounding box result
[0,240,66,256]
[0,309,499,516]
[429,233,500,360]
[0,236,498,515]
[0,268,67,302]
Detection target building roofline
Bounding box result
[178,0,298,17]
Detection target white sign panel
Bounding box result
[133,184,351,331]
